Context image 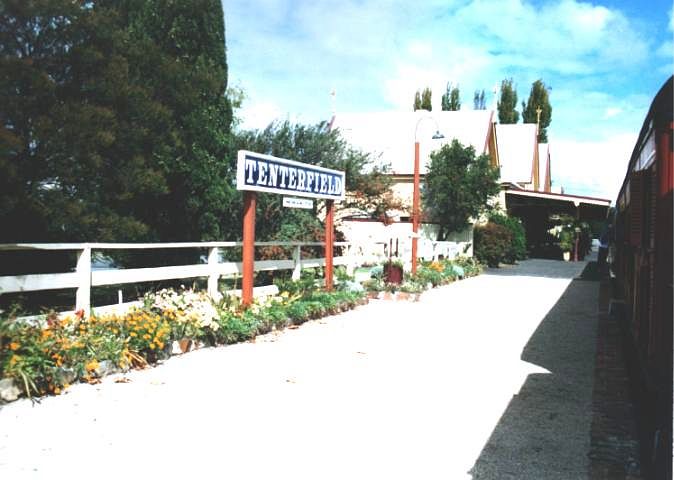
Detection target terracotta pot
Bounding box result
[173,338,193,354]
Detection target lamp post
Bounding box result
[412,116,444,274]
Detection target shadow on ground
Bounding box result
[468,275,599,479]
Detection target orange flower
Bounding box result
[8,341,20,351]
[85,359,99,372]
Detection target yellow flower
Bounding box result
[85,359,99,372]
[149,343,155,349]
[9,355,20,367]
[8,341,20,351]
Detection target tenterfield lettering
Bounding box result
[237,150,345,201]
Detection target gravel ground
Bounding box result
[0,258,595,480]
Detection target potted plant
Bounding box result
[558,229,574,261]
[383,258,404,284]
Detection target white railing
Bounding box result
[0,241,385,316]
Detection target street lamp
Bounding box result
[412,115,444,274]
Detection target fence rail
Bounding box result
[0,241,383,316]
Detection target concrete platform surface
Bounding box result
[0,259,595,479]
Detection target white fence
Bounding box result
[0,241,385,316]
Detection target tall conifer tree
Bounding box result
[522,79,552,142]
[497,78,519,124]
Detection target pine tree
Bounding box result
[0,0,235,246]
[522,79,552,142]
[413,90,422,110]
[497,78,519,124]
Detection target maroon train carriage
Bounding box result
[611,75,673,479]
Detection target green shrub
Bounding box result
[474,222,512,267]
[488,213,527,263]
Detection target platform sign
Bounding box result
[236,150,345,201]
[282,196,314,209]
[237,150,343,306]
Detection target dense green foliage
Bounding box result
[488,212,527,263]
[423,140,500,240]
[441,83,461,111]
[473,222,512,267]
[497,78,520,124]
[522,79,552,142]
[0,0,234,245]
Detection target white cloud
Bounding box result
[602,107,622,119]
[553,133,637,200]
[238,100,283,131]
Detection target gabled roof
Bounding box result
[330,110,494,175]
[495,123,538,185]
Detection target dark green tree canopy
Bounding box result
[441,83,461,111]
[0,0,234,244]
[497,78,519,124]
[522,79,552,142]
[423,140,500,240]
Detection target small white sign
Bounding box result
[283,197,314,209]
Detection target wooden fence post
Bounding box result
[345,243,355,276]
[292,245,302,281]
[75,246,91,316]
[207,247,220,299]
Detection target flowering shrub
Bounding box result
[145,288,219,341]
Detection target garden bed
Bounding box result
[362,256,483,300]
[0,281,367,404]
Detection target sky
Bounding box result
[224,0,673,201]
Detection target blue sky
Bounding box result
[224,0,673,200]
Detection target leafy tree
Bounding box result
[522,79,552,142]
[473,89,486,110]
[235,121,398,243]
[0,0,235,248]
[441,83,461,111]
[497,78,519,124]
[423,140,500,240]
